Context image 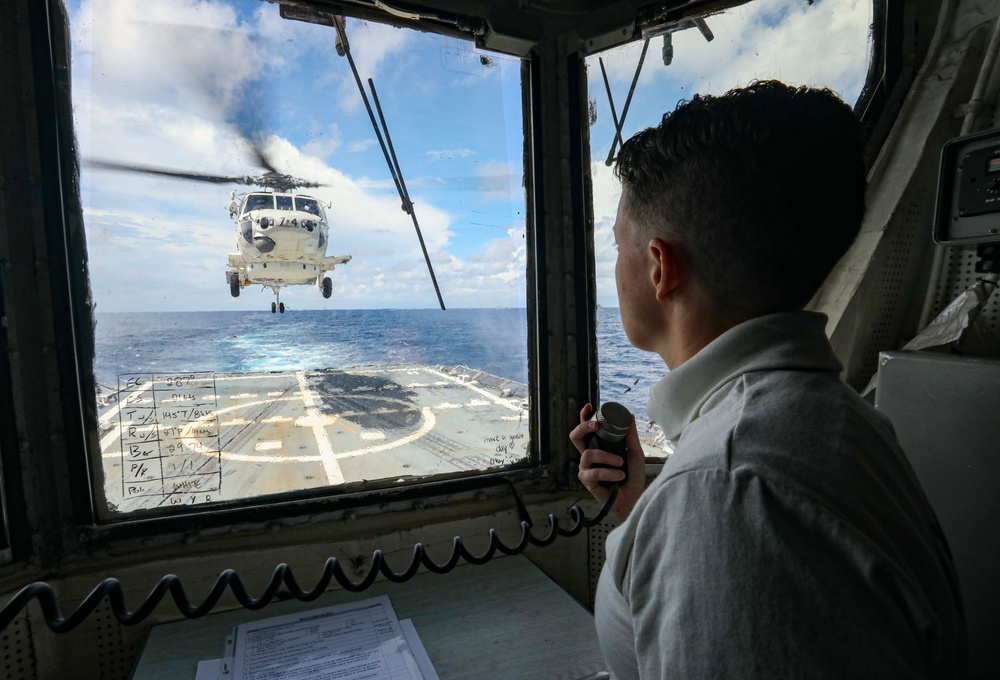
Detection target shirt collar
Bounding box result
[647,311,843,440]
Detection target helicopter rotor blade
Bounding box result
[86,159,253,186]
[244,137,281,176]
[229,100,282,175]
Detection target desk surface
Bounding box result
[130,555,607,680]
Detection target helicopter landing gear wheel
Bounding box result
[322,276,332,299]
[279,302,285,314]
[229,273,240,298]
[271,301,276,314]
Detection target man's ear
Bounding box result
[648,237,683,302]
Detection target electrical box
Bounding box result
[934,128,1000,244]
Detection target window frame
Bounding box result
[34,2,549,547]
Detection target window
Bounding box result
[70,0,529,518]
[585,0,873,455]
[245,194,274,212]
[296,197,321,216]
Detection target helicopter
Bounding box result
[225,175,352,315]
[87,159,352,314]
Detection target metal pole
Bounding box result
[605,39,650,166]
[368,79,446,311]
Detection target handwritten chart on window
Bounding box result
[116,373,222,502]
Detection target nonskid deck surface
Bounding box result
[96,365,529,513]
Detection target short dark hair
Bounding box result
[614,80,866,321]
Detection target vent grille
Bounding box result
[1,610,35,680]
[587,517,620,608]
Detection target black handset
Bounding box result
[585,402,633,484]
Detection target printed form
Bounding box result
[232,595,426,680]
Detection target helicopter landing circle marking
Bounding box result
[103,390,437,465]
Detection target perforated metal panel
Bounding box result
[587,517,620,608]
[846,184,933,390]
[40,599,143,680]
[1,611,36,680]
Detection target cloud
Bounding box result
[331,20,415,113]
[302,123,343,159]
[423,148,477,161]
[348,138,378,153]
[82,0,267,114]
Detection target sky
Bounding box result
[66,0,871,312]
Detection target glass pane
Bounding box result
[68,0,528,516]
[586,0,873,455]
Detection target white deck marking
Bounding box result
[295,413,337,428]
[425,367,523,411]
[436,403,461,410]
[229,393,257,400]
[261,416,293,423]
[467,399,490,407]
[295,371,344,486]
[255,441,282,451]
[221,418,250,426]
[266,391,284,397]
[360,431,386,441]
[334,407,435,459]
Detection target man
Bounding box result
[570,81,966,678]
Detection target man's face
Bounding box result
[613,192,656,352]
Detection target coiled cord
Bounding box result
[0,483,618,633]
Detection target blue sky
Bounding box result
[67,0,870,312]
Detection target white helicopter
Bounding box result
[224,172,351,314]
[89,161,354,314]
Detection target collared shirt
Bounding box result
[595,311,966,679]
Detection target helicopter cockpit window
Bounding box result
[295,198,321,216]
[244,194,274,213]
[71,0,528,519]
[585,0,873,456]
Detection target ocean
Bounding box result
[93,307,667,423]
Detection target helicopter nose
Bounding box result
[252,235,276,253]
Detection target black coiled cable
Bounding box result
[0,483,618,633]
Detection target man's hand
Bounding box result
[570,404,646,522]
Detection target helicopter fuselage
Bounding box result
[226,190,351,303]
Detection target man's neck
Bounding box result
[657,305,739,371]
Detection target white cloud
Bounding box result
[83,0,266,113]
[424,148,477,161]
[302,123,343,160]
[330,20,415,113]
[348,138,378,153]
[475,161,516,204]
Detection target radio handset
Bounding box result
[585,402,633,485]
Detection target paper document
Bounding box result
[232,595,424,680]
[400,619,438,680]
